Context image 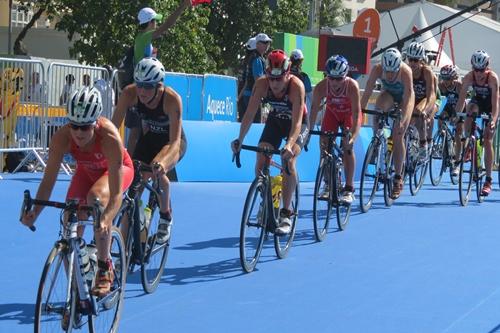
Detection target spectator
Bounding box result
[94,65,116,119]
[59,74,75,105]
[82,74,91,87]
[27,71,43,103]
[238,37,256,119]
[134,0,192,65]
[240,32,272,122]
[290,49,313,113]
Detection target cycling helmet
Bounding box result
[266,49,290,77]
[325,55,349,78]
[471,50,489,70]
[439,64,459,80]
[290,49,304,61]
[382,48,402,72]
[134,57,165,84]
[67,87,103,124]
[406,41,425,60]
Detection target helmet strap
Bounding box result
[145,84,159,105]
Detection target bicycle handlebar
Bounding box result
[232,144,291,175]
[21,190,97,232]
[455,112,492,120]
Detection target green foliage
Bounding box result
[319,0,350,28]
[18,0,345,75]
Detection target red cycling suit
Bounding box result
[322,78,361,133]
[66,119,134,204]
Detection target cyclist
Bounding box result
[231,49,307,235]
[454,50,499,196]
[309,55,361,203]
[112,57,187,244]
[20,87,134,297]
[438,64,464,176]
[361,48,415,199]
[405,41,437,160]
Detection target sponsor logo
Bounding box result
[206,94,234,118]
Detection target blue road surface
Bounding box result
[1,173,500,332]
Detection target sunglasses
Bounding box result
[268,76,285,82]
[136,82,157,90]
[69,123,94,131]
[328,76,344,81]
[408,57,420,63]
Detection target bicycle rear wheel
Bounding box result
[34,241,83,333]
[459,138,474,206]
[429,130,446,186]
[141,195,170,294]
[312,159,333,241]
[274,176,299,259]
[240,178,267,273]
[359,140,381,213]
[333,163,351,231]
[89,226,126,333]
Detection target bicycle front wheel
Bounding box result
[359,140,381,213]
[333,163,351,231]
[429,130,446,186]
[141,198,170,294]
[410,158,428,196]
[35,241,81,333]
[312,159,333,241]
[274,176,299,259]
[240,178,267,273]
[459,138,475,206]
[383,150,395,207]
[89,226,126,333]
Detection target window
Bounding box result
[11,4,36,28]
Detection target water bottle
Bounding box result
[78,238,91,277]
[138,200,145,231]
[271,175,283,209]
[476,139,483,169]
[387,137,393,153]
[141,206,152,243]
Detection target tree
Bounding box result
[53,0,218,74]
[206,0,309,74]
[319,0,350,29]
[12,0,65,55]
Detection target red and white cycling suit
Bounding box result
[321,77,361,133]
[66,120,134,204]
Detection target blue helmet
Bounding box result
[325,55,349,78]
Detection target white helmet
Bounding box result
[290,49,304,61]
[406,41,425,60]
[134,57,165,84]
[471,50,489,70]
[67,87,103,124]
[382,48,402,72]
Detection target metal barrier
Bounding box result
[1,58,47,172]
[1,58,114,175]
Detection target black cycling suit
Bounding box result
[259,82,308,150]
[133,89,187,164]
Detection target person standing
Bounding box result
[239,33,272,123]
[290,49,313,112]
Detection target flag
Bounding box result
[191,0,212,5]
[412,25,419,33]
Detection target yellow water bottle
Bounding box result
[476,139,483,169]
[271,175,283,209]
[387,137,393,153]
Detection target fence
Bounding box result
[0,57,110,173]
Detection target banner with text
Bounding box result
[202,74,237,122]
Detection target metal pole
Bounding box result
[8,0,13,55]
